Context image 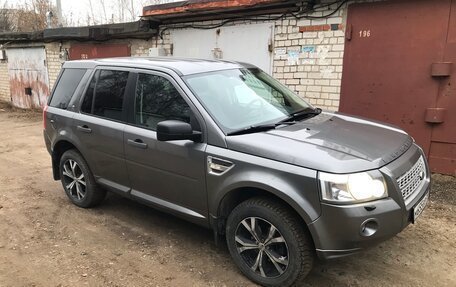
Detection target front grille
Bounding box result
[397,156,426,200]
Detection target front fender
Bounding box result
[206,145,321,224]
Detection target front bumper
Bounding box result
[309,143,431,260]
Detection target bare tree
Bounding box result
[0,1,12,32]
[87,0,97,25]
[99,0,109,23]
[58,0,176,28]
[5,0,58,32]
[0,11,10,32]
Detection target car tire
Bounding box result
[226,197,314,287]
[59,149,106,208]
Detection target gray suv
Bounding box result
[43,57,430,287]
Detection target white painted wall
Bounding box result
[171,23,274,74]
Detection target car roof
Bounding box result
[63,57,257,76]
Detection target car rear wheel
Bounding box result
[59,150,106,208]
[226,197,314,287]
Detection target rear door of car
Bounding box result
[73,67,135,193]
[123,69,208,224]
[45,67,90,147]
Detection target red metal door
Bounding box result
[429,1,456,175]
[340,0,455,175]
[69,44,131,60]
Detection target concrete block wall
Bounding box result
[0,61,9,102]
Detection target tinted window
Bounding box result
[49,68,86,109]
[81,70,129,121]
[80,70,98,114]
[134,74,194,130]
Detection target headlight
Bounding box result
[319,170,387,203]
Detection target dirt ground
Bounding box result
[0,103,455,287]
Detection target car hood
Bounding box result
[225,112,413,173]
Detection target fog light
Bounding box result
[360,219,378,237]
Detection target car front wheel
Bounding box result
[226,197,314,287]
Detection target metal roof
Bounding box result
[63,57,256,75]
[142,0,303,23]
[0,20,158,44]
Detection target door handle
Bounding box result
[77,125,92,133]
[127,139,148,149]
[49,118,56,129]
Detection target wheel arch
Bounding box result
[51,139,82,180]
[215,185,317,248]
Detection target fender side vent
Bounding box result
[207,156,234,176]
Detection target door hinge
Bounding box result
[345,24,353,41]
[425,108,446,123]
[431,62,452,77]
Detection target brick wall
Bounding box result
[44,38,169,93]
[161,0,349,111]
[131,35,172,57]
[0,0,351,110]
[45,42,66,90]
[0,60,9,102]
[271,1,347,111]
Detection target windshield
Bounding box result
[183,68,313,134]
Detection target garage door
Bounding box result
[171,23,274,74]
[7,47,50,109]
[340,0,455,175]
[69,43,131,60]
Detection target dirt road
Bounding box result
[0,105,455,287]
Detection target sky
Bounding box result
[1,0,178,26]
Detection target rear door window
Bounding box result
[49,68,86,109]
[80,69,129,121]
[80,70,98,114]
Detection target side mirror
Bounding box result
[157,120,202,142]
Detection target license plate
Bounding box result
[413,192,429,223]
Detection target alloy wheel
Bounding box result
[235,217,289,278]
[62,159,86,201]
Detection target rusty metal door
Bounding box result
[340,0,455,175]
[69,44,131,60]
[7,47,50,109]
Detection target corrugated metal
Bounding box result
[7,47,50,109]
[69,44,131,60]
[340,0,455,175]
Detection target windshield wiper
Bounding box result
[227,122,294,136]
[226,108,321,136]
[280,107,322,123]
